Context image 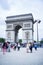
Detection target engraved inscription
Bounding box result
[24,24,30,27]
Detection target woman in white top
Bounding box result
[18,43,20,51]
[26,43,31,53]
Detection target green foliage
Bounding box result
[40,39,43,46]
[40,40,43,44]
[0,38,5,43]
[18,39,22,43]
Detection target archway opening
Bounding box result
[15,25,22,43]
[18,28,22,39]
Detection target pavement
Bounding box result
[0,48,43,65]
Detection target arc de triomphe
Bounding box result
[5,13,34,43]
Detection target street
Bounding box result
[0,48,43,65]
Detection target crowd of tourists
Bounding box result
[0,41,37,54]
[0,42,21,54]
[26,42,37,53]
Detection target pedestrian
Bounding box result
[34,41,37,50]
[26,43,29,53]
[34,44,37,50]
[14,43,17,50]
[17,42,20,51]
[2,42,7,54]
[7,42,10,52]
[29,42,33,53]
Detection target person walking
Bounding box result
[26,43,29,53]
[34,41,37,50]
[14,43,17,50]
[17,42,20,51]
[2,42,7,54]
[29,42,33,53]
[7,42,10,52]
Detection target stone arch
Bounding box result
[5,13,34,43]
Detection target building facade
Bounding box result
[5,13,34,43]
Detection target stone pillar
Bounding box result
[6,30,15,43]
[10,31,15,43]
[22,30,33,43]
[6,24,16,43]
[22,22,33,43]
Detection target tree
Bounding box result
[0,38,5,43]
[18,39,22,43]
[40,39,43,46]
[40,40,43,44]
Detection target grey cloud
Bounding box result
[0,0,10,10]
[12,0,43,10]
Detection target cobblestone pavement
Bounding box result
[0,48,43,65]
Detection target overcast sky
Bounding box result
[0,0,43,41]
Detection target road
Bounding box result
[0,48,43,65]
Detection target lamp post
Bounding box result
[35,20,41,43]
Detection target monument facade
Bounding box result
[5,13,34,43]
